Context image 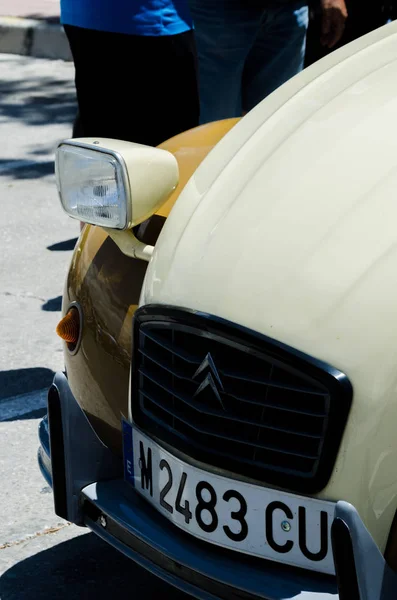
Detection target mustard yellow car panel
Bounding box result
[62,119,238,454]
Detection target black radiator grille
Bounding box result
[131,307,352,493]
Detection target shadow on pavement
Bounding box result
[3,406,47,421]
[0,160,54,180]
[23,15,60,23]
[41,296,62,312]
[0,75,76,129]
[0,367,55,401]
[0,532,190,600]
[47,238,78,252]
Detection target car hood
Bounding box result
[141,22,397,549]
[142,21,397,365]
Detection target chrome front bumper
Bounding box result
[38,372,396,600]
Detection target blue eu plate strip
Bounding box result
[122,419,134,487]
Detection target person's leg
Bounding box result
[64,24,125,139]
[124,30,200,145]
[63,25,199,145]
[63,25,86,137]
[305,0,390,69]
[343,0,390,41]
[157,30,200,142]
[189,0,263,123]
[242,0,309,113]
[71,110,83,138]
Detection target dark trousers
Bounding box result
[305,0,395,67]
[64,25,200,146]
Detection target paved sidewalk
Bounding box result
[0,0,71,60]
[1,0,60,20]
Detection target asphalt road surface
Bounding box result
[0,53,190,600]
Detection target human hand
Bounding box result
[320,0,348,48]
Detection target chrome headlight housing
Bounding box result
[55,138,179,230]
[56,143,130,229]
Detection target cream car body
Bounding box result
[39,18,397,600]
[140,21,397,553]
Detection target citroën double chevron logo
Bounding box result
[192,353,225,411]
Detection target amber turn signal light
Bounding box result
[56,307,80,346]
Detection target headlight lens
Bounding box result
[55,144,129,229]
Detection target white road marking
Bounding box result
[0,388,47,422]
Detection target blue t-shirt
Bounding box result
[61,0,193,36]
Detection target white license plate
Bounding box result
[122,422,336,575]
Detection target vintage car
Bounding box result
[38,19,397,600]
